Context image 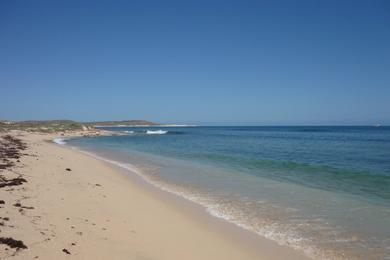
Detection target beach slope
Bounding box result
[0,132,309,260]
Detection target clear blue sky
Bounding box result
[1,0,389,125]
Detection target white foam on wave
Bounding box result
[146,130,168,135]
[53,138,66,145]
[124,130,134,134]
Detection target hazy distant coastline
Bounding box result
[94,124,197,128]
[0,119,196,133]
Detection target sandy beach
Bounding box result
[0,131,310,260]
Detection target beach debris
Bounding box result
[95,183,101,186]
[0,162,14,170]
[13,202,34,209]
[62,248,71,254]
[0,237,28,250]
[0,135,27,171]
[0,177,27,188]
[65,168,72,171]
[0,138,28,189]
[0,200,4,204]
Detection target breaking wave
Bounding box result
[146,130,168,135]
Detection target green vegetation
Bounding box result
[0,119,159,132]
[0,120,87,133]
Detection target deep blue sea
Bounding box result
[65,126,390,259]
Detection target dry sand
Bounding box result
[0,131,310,259]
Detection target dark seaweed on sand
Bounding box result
[0,237,28,249]
[0,135,28,188]
[0,177,27,188]
[62,248,71,254]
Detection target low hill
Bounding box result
[0,120,86,133]
[0,119,160,132]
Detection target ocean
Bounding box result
[64,126,390,259]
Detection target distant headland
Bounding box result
[0,120,196,133]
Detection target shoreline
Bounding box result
[64,141,313,260]
[0,131,310,259]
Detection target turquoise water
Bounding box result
[66,126,390,259]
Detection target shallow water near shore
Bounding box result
[66,126,390,259]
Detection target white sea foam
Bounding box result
[124,130,134,134]
[146,130,168,135]
[53,138,66,145]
